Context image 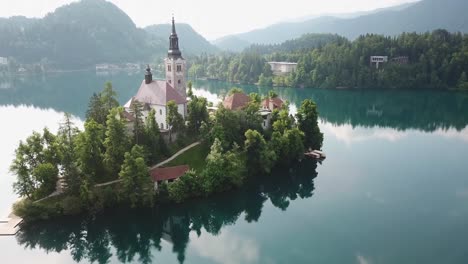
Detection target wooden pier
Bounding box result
[0,213,23,236]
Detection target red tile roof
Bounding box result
[131,80,186,106]
[150,165,190,182]
[262,97,284,110]
[223,92,251,110]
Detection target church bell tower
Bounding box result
[165,16,186,98]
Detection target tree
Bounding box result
[458,72,468,90]
[244,130,276,175]
[227,87,243,96]
[166,100,185,142]
[103,107,130,177]
[272,109,293,134]
[145,109,164,164]
[296,99,323,150]
[75,120,106,184]
[187,95,209,135]
[100,82,120,115]
[187,81,194,98]
[57,113,81,194]
[10,129,60,199]
[32,163,59,199]
[86,93,106,125]
[168,170,202,203]
[119,145,154,207]
[202,139,245,194]
[130,100,145,145]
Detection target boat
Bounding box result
[304,149,326,160]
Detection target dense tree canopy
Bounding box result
[189,30,468,89]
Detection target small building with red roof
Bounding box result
[222,92,251,110]
[262,97,284,111]
[150,165,190,190]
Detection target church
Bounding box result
[124,17,187,131]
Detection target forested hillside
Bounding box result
[190,30,468,90]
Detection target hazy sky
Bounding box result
[0,0,419,40]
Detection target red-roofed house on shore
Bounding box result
[222,92,251,110]
[151,165,190,190]
[124,16,187,131]
[262,97,284,111]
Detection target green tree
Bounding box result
[103,107,130,177]
[100,82,120,115]
[32,163,59,199]
[119,145,154,207]
[75,120,106,184]
[272,109,293,134]
[145,109,164,164]
[202,139,245,194]
[10,129,60,199]
[244,129,276,175]
[296,99,323,150]
[86,93,106,125]
[130,100,145,145]
[57,113,81,194]
[187,81,194,98]
[166,100,185,142]
[458,72,468,90]
[187,95,209,135]
[168,169,202,203]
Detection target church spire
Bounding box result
[171,15,176,35]
[168,15,182,59]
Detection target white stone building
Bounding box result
[124,17,187,131]
[0,57,8,65]
[268,61,298,76]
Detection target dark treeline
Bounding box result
[189,30,468,90]
[15,160,318,264]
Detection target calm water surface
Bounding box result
[1,72,468,264]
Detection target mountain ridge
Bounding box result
[214,0,468,50]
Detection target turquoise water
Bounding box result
[1,72,468,263]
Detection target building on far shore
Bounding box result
[124,16,187,131]
[0,57,8,65]
[370,56,388,69]
[268,61,298,76]
[391,56,409,65]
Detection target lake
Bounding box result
[1,71,468,264]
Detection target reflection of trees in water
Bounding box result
[15,160,318,264]
[195,80,468,132]
[2,74,467,131]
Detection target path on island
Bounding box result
[1,141,202,235]
[150,141,200,169]
[96,141,201,187]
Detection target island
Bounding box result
[9,18,324,222]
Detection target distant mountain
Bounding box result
[212,36,251,52]
[288,1,418,22]
[0,0,216,68]
[218,0,468,46]
[145,23,218,55]
[0,0,161,67]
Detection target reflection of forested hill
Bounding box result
[16,161,317,264]
[1,75,467,131]
[195,80,468,132]
[0,72,145,118]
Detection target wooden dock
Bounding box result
[0,213,23,236]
